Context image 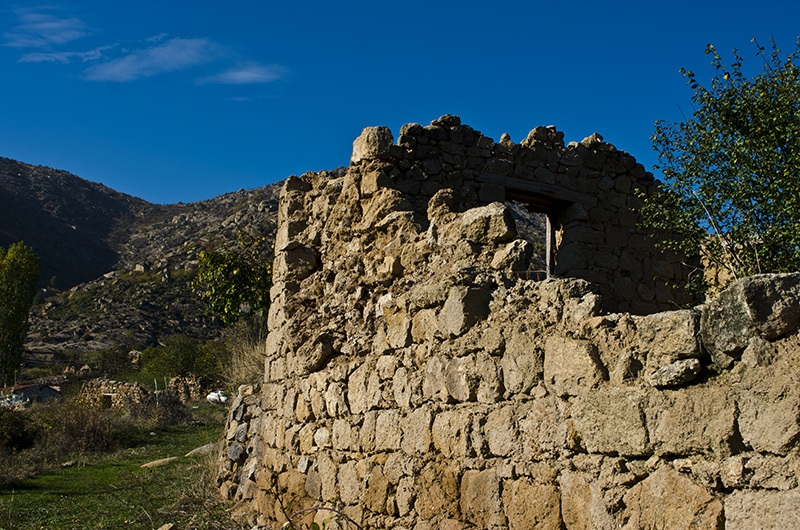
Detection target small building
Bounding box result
[0,383,61,407]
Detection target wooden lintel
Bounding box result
[477,173,598,209]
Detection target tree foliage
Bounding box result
[644,38,800,290]
[140,335,223,379]
[0,242,40,386]
[193,229,272,325]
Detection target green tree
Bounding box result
[193,229,272,325]
[0,242,40,386]
[140,335,223,379]
[644,38,800,291]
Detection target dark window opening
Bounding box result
[504,189,571,279]
[505,200,548,274]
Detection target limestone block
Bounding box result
[558,471,617,530]
[647,358,702,388]
[432,409,471,458]
[376,355,398,380]
[725,489,800,530]
[347,362,381,415]
[276,470,316,524]
[277,190,306,222]
[491,239,533,272]
[313,427,330,449]
[396,476,416,516]
[459,202,517,244]
[359,411,377,452]
[235,423,248,443]
[647,386,736,457]
[572,388,649,457]
[298,424,315,454]
[636,309,701,371]
[273,243,317,283]
[700,272,800,367]
[476,354,502,403]
[501,328,544,396]
[360,170,393,196]
[282,174,313,193]
[416,462,461,521]
[444,355,478,402]
[291,332,335,376]
[478,325,505,355]
[401,406,432,455]
[227,442,245,461]
[384,309,411,349]
[332,419,352,451]
[317,453,338,501]
[744,453,799,490]
[383,452,415,485]
[621,467,723,530]
[519,395,568,456]
[351,126,394,164]
[502,477,562,530]
[392,366,412,408]
[544,336,606,397]
[485,406,518,457]
[460,469,507,527]
[426,188,458,223]
[741,336,778,367]
[438,286,491,338]
[226,419,240,440]
[337,461,362,505]
[737,373,800,455]
[422,356,447,401]
[359,188,414,231]
[375,410,402,451]
[365,465,390,514]
[274,218,308,251]
[411,308,438,343]
[324,382,348,417]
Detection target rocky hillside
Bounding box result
[0,156,285,362]
[0,156,155,289]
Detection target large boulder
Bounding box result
[700,273,800,368]
[351,126,394,163]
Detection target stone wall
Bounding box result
[77,374,207,411]
[217,117,800,529]
[78,378,151,410]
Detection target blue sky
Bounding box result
[1,1,798,204]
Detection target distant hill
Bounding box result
[0,156,285,362]
[0,156,156,289]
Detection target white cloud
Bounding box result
[146,33,168,44]
[197,62,286,85]
[4,7,88,48]
[19,45,111,64]
[83,37,223,82]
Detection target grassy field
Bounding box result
[0,403,240,530]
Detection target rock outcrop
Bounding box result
[217,116,800,529]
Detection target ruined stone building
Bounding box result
[218,116,800,529]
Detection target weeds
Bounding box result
[0,401,237,529]
[220,318,267,389]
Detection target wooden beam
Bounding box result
[478,173,598,209]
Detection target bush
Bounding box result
[646,38,800,292]
[140,335,223,380]
[0,407,36,452]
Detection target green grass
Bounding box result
[0,404,238,530]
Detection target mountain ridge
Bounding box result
[0,155,287,363]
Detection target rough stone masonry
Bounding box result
[217,116,800,529]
